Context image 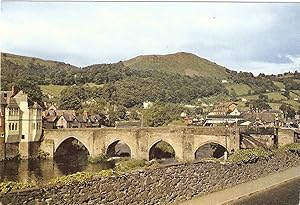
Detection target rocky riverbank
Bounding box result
[1,148,300,205]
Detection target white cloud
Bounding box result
[0,2,299,75]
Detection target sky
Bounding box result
[1,1,300,75]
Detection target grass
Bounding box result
[243,92,287,101]
[273,81,285,89]
[225,83,252,96]
[0,181,35,193]
[40,84,68,98]
[269,103,282,110]
[283,100,300,110]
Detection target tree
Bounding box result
[279,103,296,119]
[15,78,43,107]
[230,88,237,101]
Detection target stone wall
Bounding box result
[1,152,300,205]
[278,129,295,145]
[4,142,19,159]
[0,138,4,161]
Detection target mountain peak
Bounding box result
[123,52,230,79]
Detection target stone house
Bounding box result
[43,109,109,129]
[208,102,239,116]
[204,102,242,126]
[0,87,43,159]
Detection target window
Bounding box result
[12,123,14,130]
[14,108,19,115]
[21,135,25,139]
[33,122,35,129]
[15,123,18,130]
[9,123,11,130]
[9,108,13,116]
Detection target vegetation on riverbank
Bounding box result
[0,181,35,194]
[49,169,114,185]
[228,143,300,164]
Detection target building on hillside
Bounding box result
[207,102,240,116]
[241,109,284,127]
[204,102,243,126]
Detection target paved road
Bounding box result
[179,166,300,205]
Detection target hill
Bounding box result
[1,53,79,71]
[123,52,231,79]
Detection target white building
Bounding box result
[4,90,43,144]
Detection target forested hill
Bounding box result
[123,52,231,79]
[1,52,299,111]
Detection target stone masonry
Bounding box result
[1,151,299,205]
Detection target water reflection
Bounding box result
[0,155,114,185]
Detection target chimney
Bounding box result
[11,86,19,96]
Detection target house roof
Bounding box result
[6,97,19,108]
[44,115,58,123]
[242,112,276,123]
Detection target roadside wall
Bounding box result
[278,129,295,145]
[1,152,300,205]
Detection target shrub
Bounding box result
[49,169,113,185]
[228,148,274,164]
[0,181,35,193]
[115,159,146,172]
[277,143,300,155]
[38,149,50,159]
[88,153,108,164]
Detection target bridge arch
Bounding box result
[194,140,228,160]
[104,136,137,159]
[148,139,177,160]
[55,136,92,156]
[106,140,132,158]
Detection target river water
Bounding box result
[0,155,114,185]
[228,177,300,205]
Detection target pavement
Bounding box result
[178,166,300,205]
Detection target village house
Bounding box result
[0,87,43,158]
[204,102,243,126]
[43,108,109,129]
[241,109,284,127]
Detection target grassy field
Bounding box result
[41,84,68,98]
[225,83,251,96]
[243,92,287,101]
[273,81,285,89]
[283,100,300,110]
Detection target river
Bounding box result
[228,177,300,205]
[0,155,114,185]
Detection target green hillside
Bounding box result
[225,83,252,96]
[1,53,79,71]
[123,52,231,79]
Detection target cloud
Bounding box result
[1,2,299,75]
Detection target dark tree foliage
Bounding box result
[279,103,296,119]
[229,71,278,94]
[246,94,271,111]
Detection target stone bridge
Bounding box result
[41,127,240,162]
